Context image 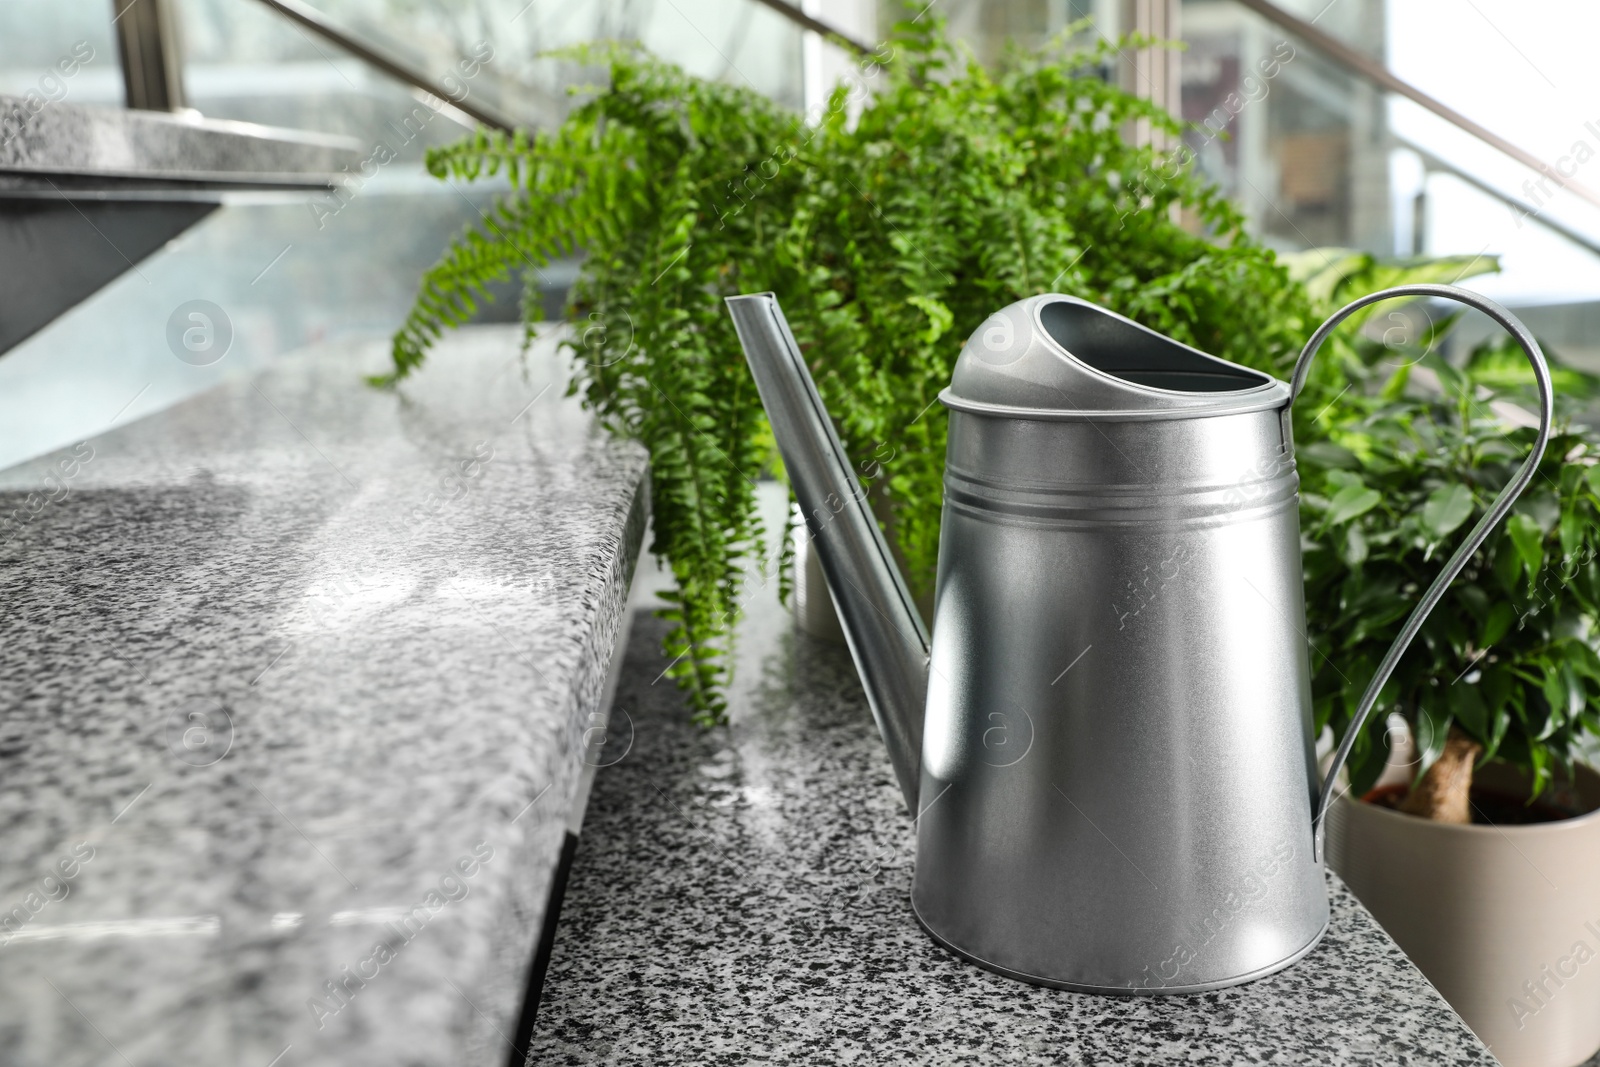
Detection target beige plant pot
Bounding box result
[1327,763,1600,1067]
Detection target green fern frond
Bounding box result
[387,11,1320,722]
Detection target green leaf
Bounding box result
[906,294,954,345]
[1493,536,1524,593]
[1568,641,1600,684]
[1529,742,1551,796]
[1586,465,1600,499]
[1467,334,1600,400]
[1324,469,1364,492]
[1451,682,1488,741]
[1282,248,1369,301]
[1480,601,1514,648]
[1326,484,1381,526]
[1421,483,1474,540]
[1507,513,1546,592]
[1540,662,1582,737]
[1345,720,1387,797]
[1421,351,1471,399]
[1412,704,1452,783]
[1559,509,1584,561]
[1524,492,1560,534]
[1479,676,1512,763]
[1379,361,1412,402]
[1298,442,1360,469]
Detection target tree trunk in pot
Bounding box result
[1398,725,1482,824]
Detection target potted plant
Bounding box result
[383,14,1600,1062]
[1278,253,1600,1067]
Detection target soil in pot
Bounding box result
[1362,782,1579,825]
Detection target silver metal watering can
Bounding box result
[726,285,1553,994]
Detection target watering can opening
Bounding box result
[1038,299,1272,394]
[947,295,1286,419]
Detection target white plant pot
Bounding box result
[1327,763,1600,1067]
[788,502,931,644]
[790,519,845,643]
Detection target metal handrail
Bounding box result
[1395,136,1600,260]
[249,0,872,128]
[748,0,872,54]
[1231,0,1600,215]
[248,0,519,131]
[247,0,1600,245]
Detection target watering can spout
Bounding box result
[725,293,930,815]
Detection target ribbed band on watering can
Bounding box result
[940,293,1290,420]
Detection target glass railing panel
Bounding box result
[0,0,122,109]
[0,181,517,470]
[1179,0,1600,367]
[933,0,1600,381]
[890,0,1600,307]
[0,0,806,470]
[852,0,1600,369]
[1384,2,1600,311]
[902,0,1103,67]
[173,0,483,158]
[1,0,514,469]
[181,0,806,134]
[1181,0,1395,254]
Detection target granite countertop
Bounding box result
[1,92,361,189]
[0,326,648,1066]
[530,505,1500,1066]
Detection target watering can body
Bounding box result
[918,297,1325,991]
[725,287,1551,994]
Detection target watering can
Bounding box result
[726,284,1553,993]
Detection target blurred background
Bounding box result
[3,0,1596,469]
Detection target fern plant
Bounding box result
[387,11,1600,819]
[387,14,1600,809]
[382,15,1317,722]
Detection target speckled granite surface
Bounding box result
[1,91,359,186]
[530,546,1498,1066]
[0,326,648,1066]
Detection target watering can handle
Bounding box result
[1289,284,1555,862]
